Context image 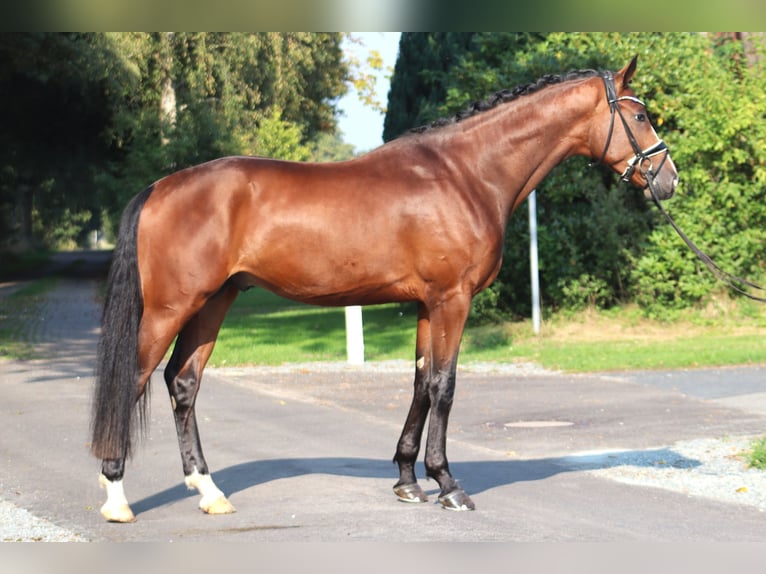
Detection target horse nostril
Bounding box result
[667,177,679,198]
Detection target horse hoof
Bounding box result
[99,474,136,522]
[200,495,236,515]
[100,502,136,523]
[438,489,475,511]
[393,482,429,503]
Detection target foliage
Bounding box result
[746,437,766,470]
[385,32,766,317]
[95,32,349,236]
[383,33,478,141]
[344,34,391,114]
[237,107,312,162]
[0,33,120,250]
[0,33,350,249]
[308,132,356,162]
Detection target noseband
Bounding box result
[593,70,669,187]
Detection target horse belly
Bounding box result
[237,235,416,306]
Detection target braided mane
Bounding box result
[409,69,600,135]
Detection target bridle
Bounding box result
[593,70,669,192]
[593,70,766,302]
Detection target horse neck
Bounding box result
[442,78,598,220]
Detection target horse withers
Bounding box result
[91,56,678,522]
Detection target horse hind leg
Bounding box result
[393,303,431,503]
[164,283,239,515]
[98,317,179,523]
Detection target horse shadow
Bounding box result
[130,446,700,516]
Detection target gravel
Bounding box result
[0,499,87,542]
[564,435,766,512]
[211,359,555,376]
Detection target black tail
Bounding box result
[90,185,154,460]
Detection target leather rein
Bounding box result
[595,71,766,303]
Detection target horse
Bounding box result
[90,56,678,522]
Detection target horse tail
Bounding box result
[90,185,154,460]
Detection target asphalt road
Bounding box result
[1,279,766,542]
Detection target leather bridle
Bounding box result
[593,70,669,192]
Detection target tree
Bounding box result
[0,33,350,250]
[0,33,122,250]
[382,33,477,142]
[96,32,349,238]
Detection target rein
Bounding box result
[596,70,766,303]
[646,185,766,303]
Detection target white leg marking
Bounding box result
[185,468,236,515]
[99,473,136,523]
[416,356,425,370]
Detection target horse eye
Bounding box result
[635,113,647,122]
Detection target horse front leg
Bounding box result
[164,358,235,516]
[423,293,475,511]
[164,285,239,515]
[424,363,475,510]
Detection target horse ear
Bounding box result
[619,55,638,88]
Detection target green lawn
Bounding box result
[507,333,766,372]
[211,290,417,366]
[210,287,766,372]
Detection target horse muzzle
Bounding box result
[643,169,678,200]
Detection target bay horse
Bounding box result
[91,56,678,522]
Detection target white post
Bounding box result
[345,305,365,365]
[528,190,541,335]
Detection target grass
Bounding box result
[210,290,417,366]
[746,437,766,470]
[0,278,58,360]
[210,287,766,372]
[495,320,766,372]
